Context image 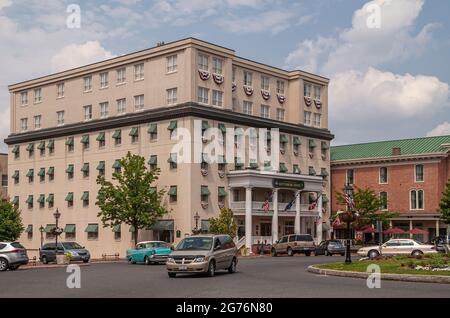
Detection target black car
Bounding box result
[430,236,448,253]
[314,240,345,256]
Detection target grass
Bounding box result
[317,254,450,276]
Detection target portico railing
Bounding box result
[229,201,318,213]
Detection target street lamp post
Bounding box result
[39,225,44,249]
[343,183,355,264]
[194,212,200,234]
[53,209,61,254]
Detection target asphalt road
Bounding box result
[2,255,449,298]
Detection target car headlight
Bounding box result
[69,251,78,257]
[167,257,175,263]
[193,256,206,263]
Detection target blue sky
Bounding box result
[0,0,449,150]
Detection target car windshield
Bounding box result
[176,237,213,251]
[62,242,83,249]
[328,241,342,247]
[11,242,25,249]
[412,240,424,245]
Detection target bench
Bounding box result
[101,253,120,261]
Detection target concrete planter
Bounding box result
[56,254,70,265]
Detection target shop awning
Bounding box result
[12,145,20,153]
[147,220,174,231]
[112,160,121,169]
[12,170,19,179]
[167,153,177,163]
[26,169,34,177]
[64,224,76,234]
[26,143,34,151]
[81,163,90,172]
[84,224,98,233]
[321,141,329,150]
[44,224,56,233]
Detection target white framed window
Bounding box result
[276,108,285,121]
[83,105,92,121]
[134,63,144,81]
[415,164,424,182]
[314,85,321,100]
[100,72,109,88]
[244,71,253,86]
[198,53,209,71]
[84,76,92,92]
[410,190,424,210]
[314,113,321,127]
[303,111,311,125]
[243,101,253,115]
[167,55,177,73]
[167,88,177,105]
[20,91,28,105]
[346,169,354,185]
[380,192,388,210]
[379,167,388,184]
[34,115,41,129]
[212,90,223,107]
[20,118,28,131]
[304,83,312,97]
[116,68,126,84]
[100,102,109,118]
[57,111,65,126]
[134,94,144,111]
[212,57,223,74]
[197,87,209,104]
[260,105,270,118]
[56,83,65,98]
[34,88,42,103]
[261,76,270,91]
[276,80,285,94]
[116,98,126,114]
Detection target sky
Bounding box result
[0,0,449,151]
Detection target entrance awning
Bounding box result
[147,220,174,231]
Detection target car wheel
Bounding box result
[228,258,237,274]
[207,261,216,277]
[9,265,20,271]
[412,250,423,257]
[287,247,294,256]
[325,250,330,256]
[340,253,345,256]
[305,251,311,257]
[368,250,380,259]
[41,256,48,265]
[144,256,150,265]
[271,248,277,257]
[82,259,89,263]
[0,258,8,271]
[168,272,176,278]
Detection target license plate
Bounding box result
[178,266,187,271]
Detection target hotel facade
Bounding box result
[6,38,333,258]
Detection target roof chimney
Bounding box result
[392,147,401,156]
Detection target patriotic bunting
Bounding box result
[314,99,322,109]
[198,70,210,80]
[304,96,312,106]
[213,73,224,85]
[243,85,254,96]
[277,93,286,104]
[261,90,270,100]
[232,82,237,92]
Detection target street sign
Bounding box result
[273,179,305,190]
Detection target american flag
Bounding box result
[345,193,354,210]
[308,193,322,210]
[262,191,273,212]
[284,192,300,211]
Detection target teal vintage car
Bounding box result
[126,241,173,265]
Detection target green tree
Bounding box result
[96,152,168,246]
[208,208,237,238]
[0,198,24,241]
[439,179,450,225]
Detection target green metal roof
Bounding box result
[331,135,450,161]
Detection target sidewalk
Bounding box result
[19,258,126,270]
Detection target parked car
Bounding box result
[166,234,238,277]
[357,239,437,259]
[39,242,90,264]
[126,241,173,265]
[314,240,345,256]
[271,234,315,257]
[0,242,29,271]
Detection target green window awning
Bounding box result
[234,157,244,167]
[112,160,121,169]
[147,220,174,231]
[218,123,226,134]
[65,137,74,146]
[293,165,301,174]
[25,225,33,233]
[81,191,89,201]
[112,224,121,233]
[147,123,157,134]
[264,161,272,171]
[47,140,55,149]
[37,141,45,150]
[249,159,258,169]
[37,168,45,177]
[322,194,329,204]
[12,170,19,179]
[168,186,177,196]
[12,145,20,153]
[112,129,121,139]
[64,224,76,234]
[167,120,177,131]
[218,187,227,197]
[149,187,157,194]
[44,224,56,233]
[201,186,210,196]
[46,194,54,203]
[66,164,74,173]
[81,163,89,172]
[201,153,209,164]
[26,169,34,177]
[235,127,244,136]
[26,195,34,204]
[148,155,157,165]
[309,139,316,148]
[280,134,288,144]
[201,120,210,130]
[65,192,74,202]
[167,153,177,164]
[97,161,105,171]
[84,224,98,233]
[26,143,34,151]
[12,196,19,205]
[279,163,288,173]
[129,225,136,233]
[321,141,329,150]
[36,194,45,203]
[321,168,329,176]
[129,127,139,136]
[96,132,105,141]
[218,155,226,164]
[80,135,90,144]
[47,167,54,176]
[309,193,316,203]
[293,136,301,145]
[309,166,316,176]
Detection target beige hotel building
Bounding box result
[6,38,333,258]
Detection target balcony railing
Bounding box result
[229,201,318,213]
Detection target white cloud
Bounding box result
[0,0,12,11]
[426,122,450,137]
[51,41,115,73]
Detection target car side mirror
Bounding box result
[214,245,221,251]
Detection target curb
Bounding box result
[19,260,126,270]
[307,265,450,284]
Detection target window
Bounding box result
[201,185,210,203]
[1,174,7,187]
[47,194,54,209]
[38,168,45,182]
[34,88,42,103]
[134,95,144,111]
[82,192,90,207]
[113,225,121,241]
[168,153,177,169]
[84,76,92,92]
[303,111,311,125]
[100,102,109,118]
[97,161,105,176]
[276,80,285,94]
[212,57,223,74]
[112,129,122,146]
[81,163,90,178]
[167,88,177,105]
[198,87,209,104]
[243,101,253,115]
[314,113,321,127]
[304,83,312,97]
[47,167,54,181]
[57,111,65,125]
[97,132,106,148]
[47,140,55,155]
[134,63,144,81]
[243,71,253,86]
[276,108,285,121]
[20,118,28,131]
[65,225,76,240]
[66,192,74,207]
[261,76,270,91]
[57,83,64,98]
[169,186,177,202]
[198,54,208,71]
[100,72,109,88]
[212,90,223,107]
[130,127,139,143]
[379,167,388,184]
[82,134,91,151]
[148,123,157,141]
[27,169,34,183]
[117,67,126,84]
[415,165,424,182]
[12,170,19,184]
[148,155,157,170]
[116,98,126,114]
[66,136,74,152]
[167,55,177,73]
[83,105,92,121]
[346,169,354,185]
[86,224,98,240]
[113,160,121,173]
[411,190,424,210]
[260,105,270,118]
[66,164,74,179]
[20,91,28,105]
[380,192,388,210]
[314,85,321,100]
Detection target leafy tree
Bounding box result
[439,179,450,225]
[0,198,24,241]
[96,152,168,246]
[208,208,237,238]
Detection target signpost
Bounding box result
[377,221,383,255]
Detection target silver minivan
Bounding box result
[0,242,29,271]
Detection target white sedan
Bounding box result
[357,239,437,259]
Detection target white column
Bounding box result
[272,189,278,243]
[316,193,323,244]
[294,191,301,234]
[245,187,253,253]
[409,220,413,239]
[436,219,440,237]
